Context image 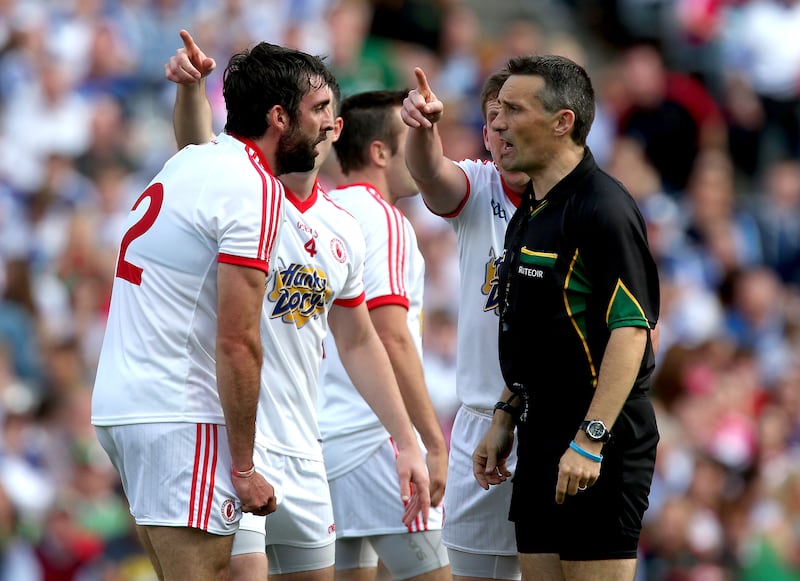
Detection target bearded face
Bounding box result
[274,117,320,175]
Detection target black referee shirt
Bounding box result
[497,149,659,415]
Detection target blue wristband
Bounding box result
[569,440,603,462]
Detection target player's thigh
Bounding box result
[231,551,269,581]
[561,558,637,581]
[232,512,266,557]
[265,454,336,575]
[329,438,443,537]
[443,407,518,559]
[231,512,268,580]
[518,553,564,581]
[97,423,241,534]
[335,537,379,572]
[268,544,335,579]
[447,547,521,581]
[371,530,450,580]
[141,524,234,581]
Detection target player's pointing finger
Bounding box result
[415,67,431,100]
[179,29,198,53]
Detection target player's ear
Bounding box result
[369,140,389,168]
[268,105,289,131]
[331,117,344,143]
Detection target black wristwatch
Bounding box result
[580,419,611,443]
[493,400,518,420]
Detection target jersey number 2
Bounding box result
[116,183,164,285]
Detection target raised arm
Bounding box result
[165,29,217,148]
[401,67,469,215]
[328,301,432,525]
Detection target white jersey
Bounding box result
[257,181,366,460]
[435,160,521,410]
[92,132,283,426]
[319,183,425,479]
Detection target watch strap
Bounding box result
[493,400,519,421]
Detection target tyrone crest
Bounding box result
[221,498,237,524]
[330,238,346,263]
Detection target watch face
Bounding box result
[587,421,607,440]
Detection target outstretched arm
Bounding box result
[329,302,432,526]
[401,67,469,216]
[165,29,217,148]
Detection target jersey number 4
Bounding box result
[115,183,164,285]
[304,237,317,257]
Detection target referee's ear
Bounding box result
[553,109,575,138]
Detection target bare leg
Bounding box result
[519,554,564,581]
[561,558,636,581]
[274,566,336,581]
[231,552,268,581]
[140,525,235,581]
[336,568,376,581]
[405,568,452,581]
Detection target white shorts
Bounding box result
[328,437,444,537]
[95,423,240,535]
[442,405,518,555]
[232,449,335,555]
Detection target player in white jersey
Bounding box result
[166,32,431,581]
[320,90,451,581]
[401,68,531,580]
[92,37,337,581]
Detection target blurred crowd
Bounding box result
[0,0,798,579]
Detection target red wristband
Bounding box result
[232,465,255,478]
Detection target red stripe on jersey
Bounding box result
[195,425,212,530]
[366,294,410,311]
[263,176,283,264]
[218,253,270,274]
[366,186,407,298]
[203,425,219,530]
[188,424,202,527]
[391,206,407,297]
[333,291,366,308]
[241,139,283,266]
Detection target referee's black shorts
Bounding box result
[509,395,659,560]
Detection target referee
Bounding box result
[472,54,660,581]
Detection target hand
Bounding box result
[394,446,432,527]
[232,471,278,516]
[472,421,514,490]
[164,29,216,84]
[554,443,601,504]
[425,445,448,508]
[400,67,444,129]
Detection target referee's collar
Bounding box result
[525,148,596,206]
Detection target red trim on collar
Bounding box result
[284,180,320,213]
[227,133,274,175]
